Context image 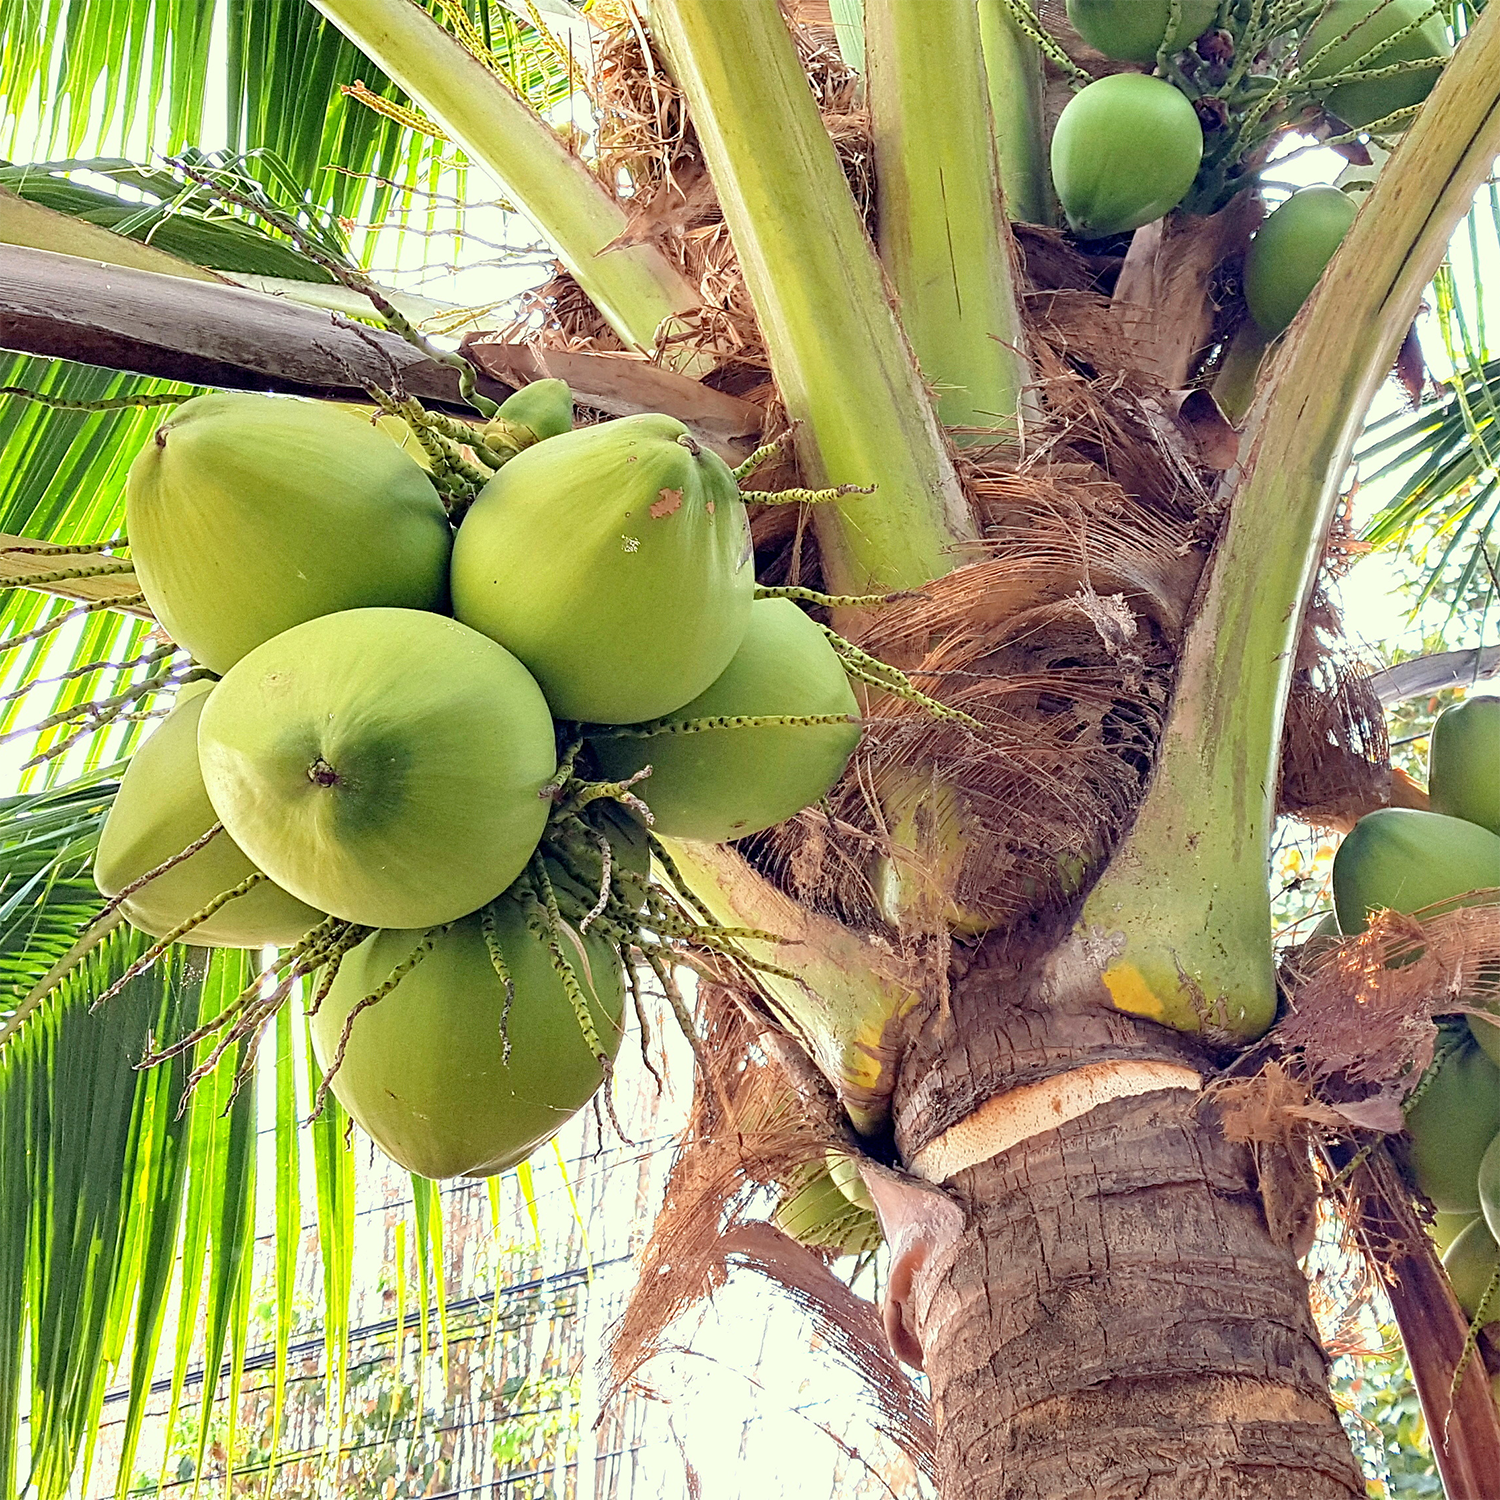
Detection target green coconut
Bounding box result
[825,1150,876,1214]
[93,682,323,947]
[126,392,452,674]
[1444,1215,1500,1322]
[1065,0,1218,63]
[1302,0,1451,130]
[197,608,557,930]
[1480,1128,1500,1244]
[450,413,754,724]
[311,900,625,1179]
[1432,1210,1482,1256]
[1333,808,1500,935]
[1244,186,1359,337]
[481,378,574,455]
[1429,696,1500,836]
[772,1165,883,1258]
[588,599,860,842]
[1404,1032,1500,1213]
[1050,73,1203,240]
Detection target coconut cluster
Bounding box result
[94,386,864,1178]
[1317,697,1500,1311]
[1051,0,1450,329]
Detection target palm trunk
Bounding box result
[887,956,1365,1500]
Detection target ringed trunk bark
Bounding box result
[879,941,1365,1500]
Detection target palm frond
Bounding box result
[3,0,579,276]
[0,157,335,280]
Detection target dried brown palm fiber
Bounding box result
[607,984,936,1479]
[1277,585,1390,830]
[505,9,867,379]
[1273,905,1500,1134]
[740,479,1201,932]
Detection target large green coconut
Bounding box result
[589,599,860,842]
[1431,1210,1481,1256]
[1243,186,1359,337]
[1444,1215,1500,1322]
[1050,74,1203,240]
[311,900,625,1179]
[1429,697,1500,836]
[1404,1032,1500,1213]
[197,608,557,929]
[127,392,452,673]
[1302,0,1450,130]
[1479,1128,1500,1244]
[93,682,323,947]
[1065,0,1218,63]
[1333,807,1500,935]
[450,413,754,724]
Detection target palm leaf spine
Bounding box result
[866,0,1030,441]
[310,0,705,360]
[975,0,1052,226]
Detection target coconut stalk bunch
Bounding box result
[1307,697,1500,1314]
[90,380,944,1181]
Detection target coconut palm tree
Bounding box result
[3,2,1500,1498]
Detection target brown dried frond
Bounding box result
[608,984,935,1477]
[1281,903,1500,1109]
[746,476,1203,933]
[505,8,866,382]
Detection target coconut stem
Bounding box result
[731,434,792,483]
[91,871,268,1009]
[479,902,519,1065]
[593,712,858,740]
[820,626,983,729]
[97,823,225,921]
[755,584,921,608]
[739,483,874,506]
[309,926,444,1121]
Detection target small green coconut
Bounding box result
[93,682,323,947]
[311,900,625,1179]
[1429,697,1500,836]
[1404,1032,1500,1213]
[589,599,860,842]
[197,608,557,930]
[1065,0,1217,63]
[1431,1210,1482,1257]
[1243,186,1358,337]
[772,1164,882,1258]
[1302,0,1450,130]
[127,392,452,673]
[1333,807,1500,935]
[450,413,754,724]
[481,378,574,455]
[1050,73,1203,240]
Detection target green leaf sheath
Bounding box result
[647,0,974,593]
[866,0,1030,442]
[976,0,1051,225]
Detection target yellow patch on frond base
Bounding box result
[1100,961,1170,1023]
